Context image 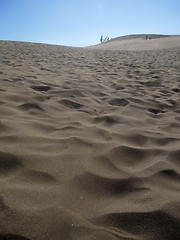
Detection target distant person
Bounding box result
[146,35,148,40]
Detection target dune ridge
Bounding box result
[90,34,180,51]
[0,36,180,240]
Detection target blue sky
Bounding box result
[0,0,180,47]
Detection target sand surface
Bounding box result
[90,34,180,51]
[0,36,180,240]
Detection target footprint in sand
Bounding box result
[31,85,51,92]
[109,98,129,107]
[0,152,23,174]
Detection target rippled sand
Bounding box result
[0,36,180,240]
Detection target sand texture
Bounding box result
[90,34,180,51]
[0,36,180,240]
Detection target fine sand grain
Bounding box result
[0,35,180,240]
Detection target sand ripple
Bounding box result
[0,40,180,239]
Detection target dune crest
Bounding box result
[90,34,180,51]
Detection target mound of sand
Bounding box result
[0,36,180,240]
[90,34,180,51]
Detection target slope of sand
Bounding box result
[90,34,180,51]
[0,36,180,240]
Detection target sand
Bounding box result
[0,35,180,240]
[90,34,180,51]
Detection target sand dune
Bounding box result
[0,35,180,240]
[90,34,180,50]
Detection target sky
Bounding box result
[0,0,180,47]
